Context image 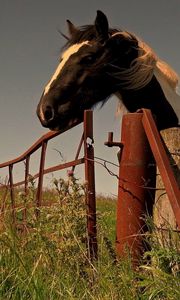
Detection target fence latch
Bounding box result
[104,132,123,162]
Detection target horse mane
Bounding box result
[137,37,179,90]
[156,59,179,89]
[111,32,179,91]
[63,25,179,91]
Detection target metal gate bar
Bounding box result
[142,109,180,229]
[84,110,97,259]
[0,110,97,261]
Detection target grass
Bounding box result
[0,175,180,299]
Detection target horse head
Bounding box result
[37,10,180,131]
[37,11,139,130]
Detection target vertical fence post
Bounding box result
[35,141,47,218]
[23,155,30,225]
[72,133,84,173]
[1,185,8,216]
[84,110,97,260]
[25,156,30,196]
[9,164,16,224]
[116,112,156,264]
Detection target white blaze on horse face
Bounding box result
[44,41,90,96]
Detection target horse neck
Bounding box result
[115,73,180,130]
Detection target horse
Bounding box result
[37,10,180,131]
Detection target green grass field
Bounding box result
[0,176,180,299]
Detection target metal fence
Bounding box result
[0,108,179,263]
[115,109,180,263]
[0,110,97,258]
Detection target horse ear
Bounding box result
[66,19,78,37]
[95,10,109,42]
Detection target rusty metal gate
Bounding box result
[0,110,97,259]
[0,108,179,263]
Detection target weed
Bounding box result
[0,173,180,299]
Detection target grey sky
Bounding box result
[0,0,180,195]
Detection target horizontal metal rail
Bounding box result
[0,119,84,219]
[0,122,81,169]
[1,158,84,188]
[0,111,97,260]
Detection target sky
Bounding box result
[0,0,180,195]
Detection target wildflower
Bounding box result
[67,169,74,177]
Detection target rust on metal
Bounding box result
[0,185,8,215]
[0,110,97,263]
[0,121,81,169]
[116,112,156,263]
[104,132,124,148]
[9,164,16,224]
[84,110,97,260]
[72,133,84,172]
[142,109,180,229]
[0,158,84,189]
[25,156,30,196]
[23,155,30,224]
[35,141,47,218]
[1,106,179,266]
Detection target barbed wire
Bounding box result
[170,150,180,156]
[85,156,166,192]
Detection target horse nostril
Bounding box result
[44,106,55,122]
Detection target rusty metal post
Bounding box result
[0,185,8,216]
[116,113,156,264]
[84,110,97,260]
[35,141,47,218]
[23,156,30,225]
[9,164,16,224]
[25,156,30,196]
[71,133,84,173]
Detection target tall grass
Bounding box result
[0,175,180,299]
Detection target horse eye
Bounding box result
[81,55,95,64]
